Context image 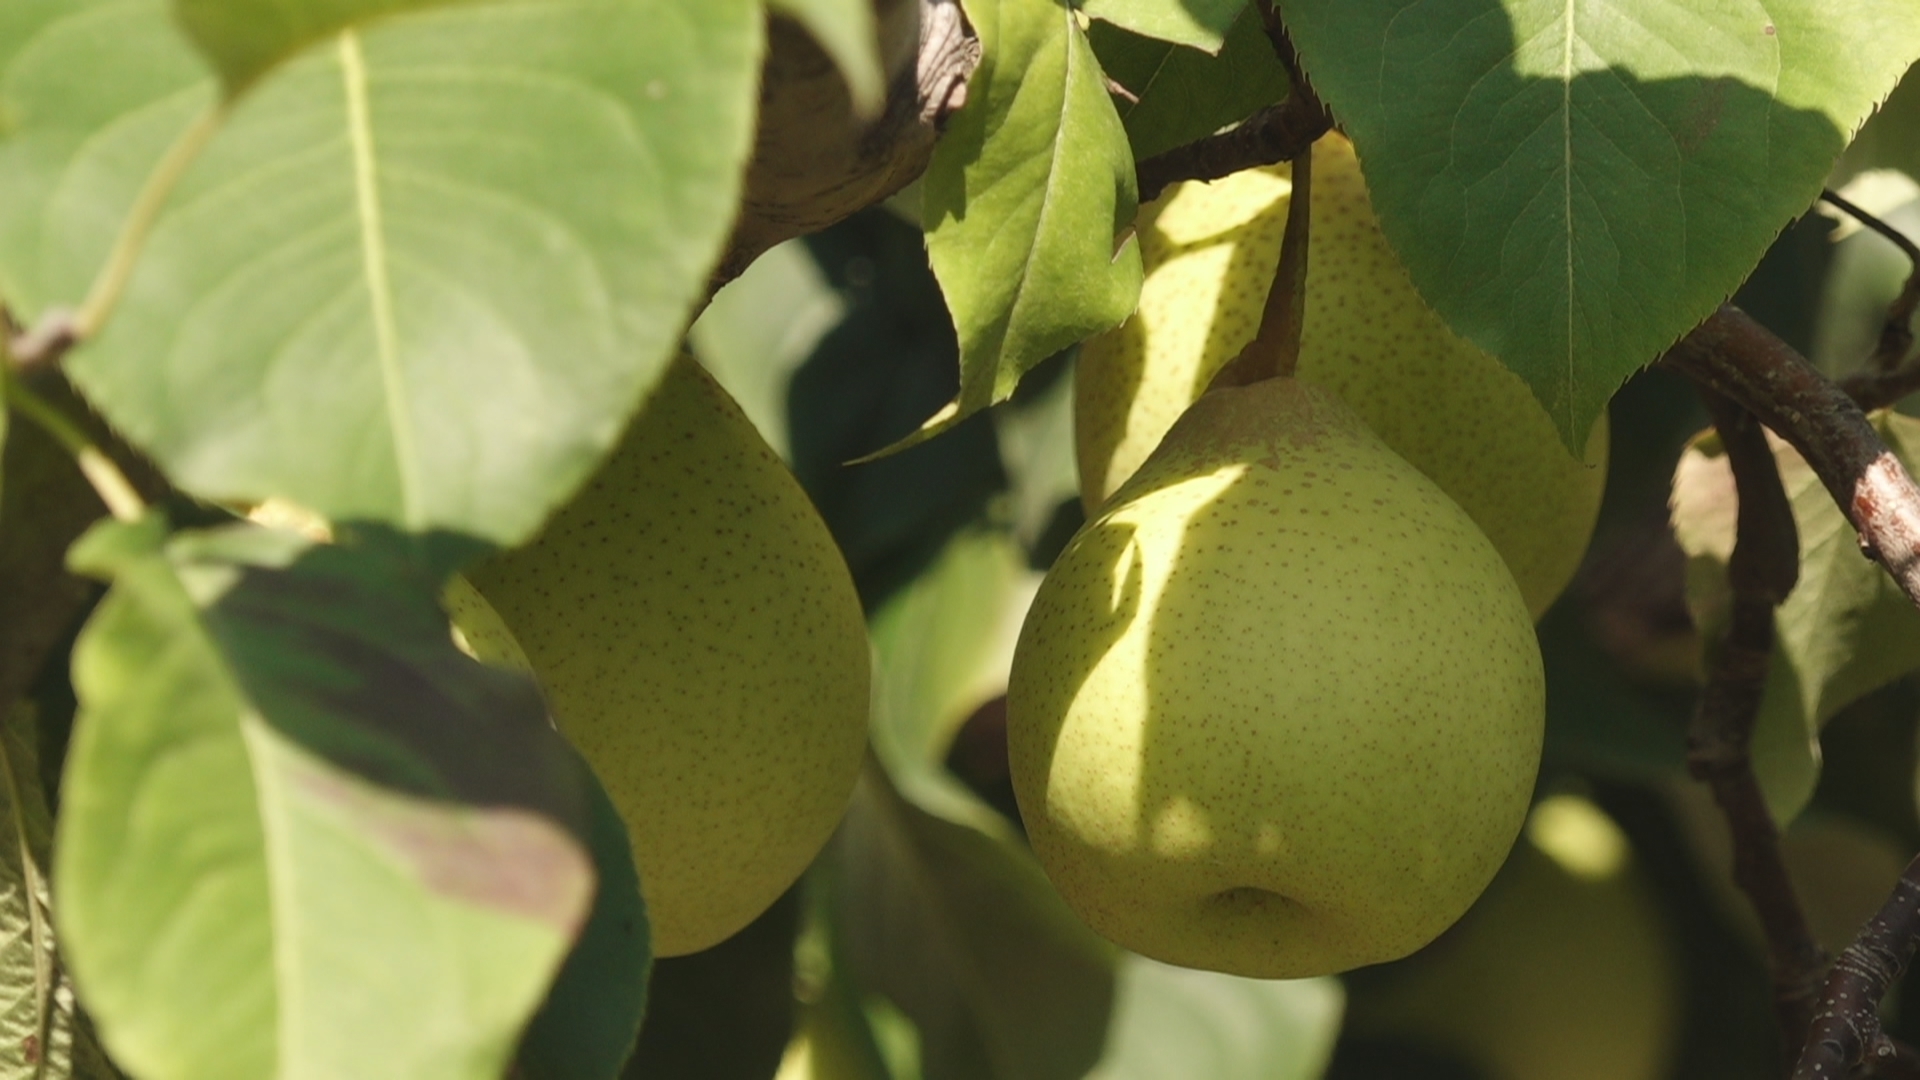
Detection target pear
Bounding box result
[1076,134,1607,619]
[468,353,870,957]
[1348,794,1678,1080]
[1008,376,1544,979]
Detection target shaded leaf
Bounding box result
[868,527,1031,828]
[1081,0,1246,53]
[6,0,764,545]
[690,239,848,462]
[1811,189,1920,377]
[1833,62,1920,186]
[1088,957,1342,1080]
[919,0,1141,447]
[1088,6,1291,161]
[767,0,886,114]
[832,765,1115,1080]
[516,747,651,1080]
[1282,0,1920,446]
[57,516,596,1080]
[1671,417,1920,820]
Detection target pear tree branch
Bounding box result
[1792,856,1920,1080]
[1685,386,1826,1062]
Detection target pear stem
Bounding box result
[1210,143,1313,389]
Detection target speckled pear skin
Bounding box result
[468,354,870,957]
[1075,134,1607,619]
[1011,378,1544,979]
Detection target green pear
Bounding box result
[1348,794,1679,1080]
[1076,134,1607,619]
[467,353,870,957]
[1008,376,1544,979]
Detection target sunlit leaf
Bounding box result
[1088,6,1290,161]
[1082,0,1247,53]
[1284,0,1920,446]
[919,0,1142,447]
[1088,957,1342,1080]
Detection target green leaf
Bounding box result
[1671,417,1920,820]
[1088,6,1291,161]
[1081,0,1247,53]
[0,0,215,322]
[0,700,120,1080]
[1281,0,1920,447]
[171,0,493,93]
[919,0,1142,446]
[690,239,848,462]
[516,751,652,1080]
[57,516,597,1080]
[767,0,886,114]
[1834,62,1920,186]
[867,528,1030,828]
[831,765,1116,1080]
[6,0,764,547]
[1087,958,1342,1080]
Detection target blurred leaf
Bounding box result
[993,357,1079,552]
[692,240,847,462]
[8,0,764,546]
[1672,417,1920,819]
[625,888,802,1080]
[1081,0,1246,53]
[1284,0,1920,447]
[0,0,213,322]
[1812,192,1920,377]
[868,528,1031,828]
[767,0,885,114]
[516,749,651,1080]
[919,0,1142,448]
[1088,6,1290,161]
[1833,62,1920,186]
[171,0,490,92]
[1088,957,1342,1080]
[832,766,1115,1080]
[0,701,119,1079]
[57,516,596,1080]
[790,212,1006,609]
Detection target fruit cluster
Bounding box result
[453,136,1605,980]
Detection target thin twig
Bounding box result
[1662,305,1920,612]
[1687,387,1826,1063]
[1820,189,1920,398]
[1791,855,1920,1080]
[1134,96,1330,206]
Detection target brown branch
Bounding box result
[1820,189,1920,405]
[1686,387,1826,1063]
[3,307,80,375]
[1791,855,1920,1080]
[1134,97,1331,207]
[1661,305,1920,612]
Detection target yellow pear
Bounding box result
[1008,376,1543,979]
[1076,134,1607,619]
[467,354,870,957]
[1347,794,1679,1080]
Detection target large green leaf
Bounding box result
[56,516,599,1080]
[1088,5,1291,162]
[831,767,1115,1080]
[0,0,215,322]
[1087,958,1342,1080]
[1081,0,1247,53]
[1282,0,1920,446]
[920,0,1142,445]
[3,0,763,546]
[0,701,119,1080]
